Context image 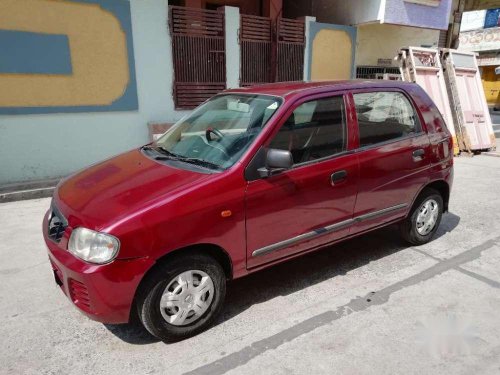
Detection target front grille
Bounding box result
[47,203,68,243]
[69,279,92,312]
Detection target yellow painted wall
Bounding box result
[481,66,500,107]
[356,23,439,66]
[0,0,130,107]
[311,29,353,80]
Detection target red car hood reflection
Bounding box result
[55,149,212,230]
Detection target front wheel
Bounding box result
[400,188,443,245]
[137,253,226,342]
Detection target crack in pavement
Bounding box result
[184,236,500,375]
[412,247,500,289]
[455,266,500,289]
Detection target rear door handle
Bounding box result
[331,170,347,185]
[412,148,425,161]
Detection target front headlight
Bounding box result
[68,227,120,264]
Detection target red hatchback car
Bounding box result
[43,81,453,341]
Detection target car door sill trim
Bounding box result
[354,203,408,222]
[251,203,408,258]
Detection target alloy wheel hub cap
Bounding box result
[159,270,215,326]
[416,198,439,236]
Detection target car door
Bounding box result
[245,93,359,269]
[349,90,431,235]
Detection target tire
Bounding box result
[400,188,443,246]
[137,253,226,342]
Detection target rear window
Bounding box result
[353,91,419,147]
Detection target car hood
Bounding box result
[55,148,212,230]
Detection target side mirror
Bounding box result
[257,148,293,178]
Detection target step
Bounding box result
[0,187,55,203]
[0,177,60,203]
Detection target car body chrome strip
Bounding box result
[353,203,408,223]
[251,203,408,258]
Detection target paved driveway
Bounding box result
[1,155,500,375]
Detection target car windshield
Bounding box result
[155,94,281,170]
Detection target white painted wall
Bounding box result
[356,23,440,66]
[0,0,190,185]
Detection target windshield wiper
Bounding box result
[157,146,181,158]
[179,157,224,170]
[152,154,223,171]
[143,145,223,171]
[142,145,180,158]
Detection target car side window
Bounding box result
[268,96,347,165]
[353,92,419,147]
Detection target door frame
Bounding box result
[244,89,359,177]
[346,87,428,151]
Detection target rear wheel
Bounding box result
[400,188,443,245]
[137,253,226,342]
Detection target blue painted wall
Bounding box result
[0,30,72,75]
[0,0,138,114]
[0,0,191,185]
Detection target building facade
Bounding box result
[0,0,478,187]
[0,0,191,186]
[284,0,453,78]
[0,0,356,187]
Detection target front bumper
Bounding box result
[43,211,154,324]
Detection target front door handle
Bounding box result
[331,170,347,185]
[412,148,425,161]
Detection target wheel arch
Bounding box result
[129,243,233,323]
[412,179,450,213]
[425,180,450,212]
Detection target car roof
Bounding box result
[225,80,418,99]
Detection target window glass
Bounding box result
[156,94,281,169]
[269,96,346,164]
[353,92,418,147]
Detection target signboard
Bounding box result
[377,58,393,67]
[460,10,486,32]
[484,9,500,28]
[459,27,500,52]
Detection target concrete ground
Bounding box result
[1,155,500,375]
